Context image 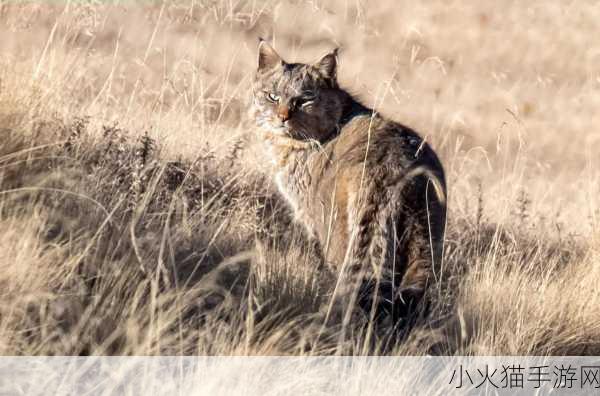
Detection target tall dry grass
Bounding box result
[0,1,599,355]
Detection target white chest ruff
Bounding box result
[275,172,300,214]
[275,172,316,238]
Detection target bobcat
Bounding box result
[251,40,446,331]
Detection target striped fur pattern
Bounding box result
[251,40,447,331]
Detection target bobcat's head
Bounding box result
[251,40,347,143]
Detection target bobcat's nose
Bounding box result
[277,105,290,122]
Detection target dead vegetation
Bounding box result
[0,1,599,356]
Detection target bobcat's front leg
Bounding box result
[319,252,370,329]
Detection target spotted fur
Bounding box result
[251,40,447,331]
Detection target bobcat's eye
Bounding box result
[297,92,317,108]
[265,92,280,103]
[303,92,316,100]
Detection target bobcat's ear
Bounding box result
[315,48,339,84]
[258,38,283,72]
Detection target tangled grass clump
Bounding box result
[1,113,594,356]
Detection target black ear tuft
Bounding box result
[315,48,339,83]
[257,39,283,72]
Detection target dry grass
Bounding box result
[0,0,599,356]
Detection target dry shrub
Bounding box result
[0,1,598,356]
